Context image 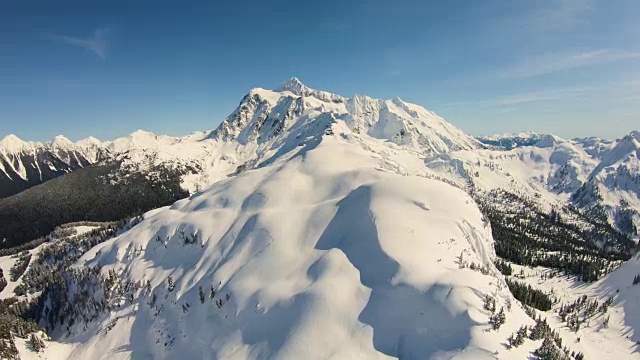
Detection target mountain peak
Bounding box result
[0,134,29,151]
[76,136,103,148]
[274,77,309,94]
[129,129,157,138]
[51,135,73,147]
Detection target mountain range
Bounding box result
[0,78,639,359]
[2,78,637,242]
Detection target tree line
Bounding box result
[0,162,189,249]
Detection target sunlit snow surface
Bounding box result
[56,134,522,360]
[2,79,639,359]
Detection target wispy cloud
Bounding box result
[496,108,518,114]
[501,49,640,79]
[527,0,593,33]
[46,27,111,59]
[441,86,595,108]
[617,94,640,102]
[494,93,559,106]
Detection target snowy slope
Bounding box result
[572,131,640,235]
[0,225,100,300]
[427,131,640,239]
[51,129,531,360]
[594,252,640,349]
[3,79,640,360]
[490,260,640,359]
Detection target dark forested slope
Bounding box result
[0,163,189,248]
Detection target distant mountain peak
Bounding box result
[129,129,157,138]
[51,135,73,148]
[626,130,640,142]
[214,78,481,155]
[275,77,308,94]
[0,134,30,152]
[76,136,103,147]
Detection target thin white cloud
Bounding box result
[528,0,593,32]
[494,94,559,105]
[440,86,595,108]
[618,94,640,102]
[501,49,640,79]
[496,108,518,114]
[46,27,111,59]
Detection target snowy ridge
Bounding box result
[61,132,528,360]
[476,132,543,149]
[213,78,482,155]
[429,130,640,239]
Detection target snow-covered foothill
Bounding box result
[59,133,530,360]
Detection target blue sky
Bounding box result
[1,0,639,141]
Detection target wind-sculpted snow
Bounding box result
[64,135,523,360]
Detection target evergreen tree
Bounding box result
[489,307,506,330]
[199,286,205,304]
[506,279,552,311]
[534,337,569,360]
[29,333,45,352]
[515,326,528,346]
[483,295,496,313]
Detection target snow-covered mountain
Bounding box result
[214,77,482,154]
[2,78,639,359]
[0,134,108,198]
[476,132,544,149]
[2,79,637,238]
[53,133,526,360]
[11,77,484,195]
[429,131,640,240]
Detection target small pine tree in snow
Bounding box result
[29,333,45,352]
[490,307,506,330]
[534,337,569,360]
[514,326,528,346]
[483,295,496,313]
[199,286,205,304]
[530,317,551,340]
[633,274,640,286]
[600,296,614,313]
[167,276,175,292]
